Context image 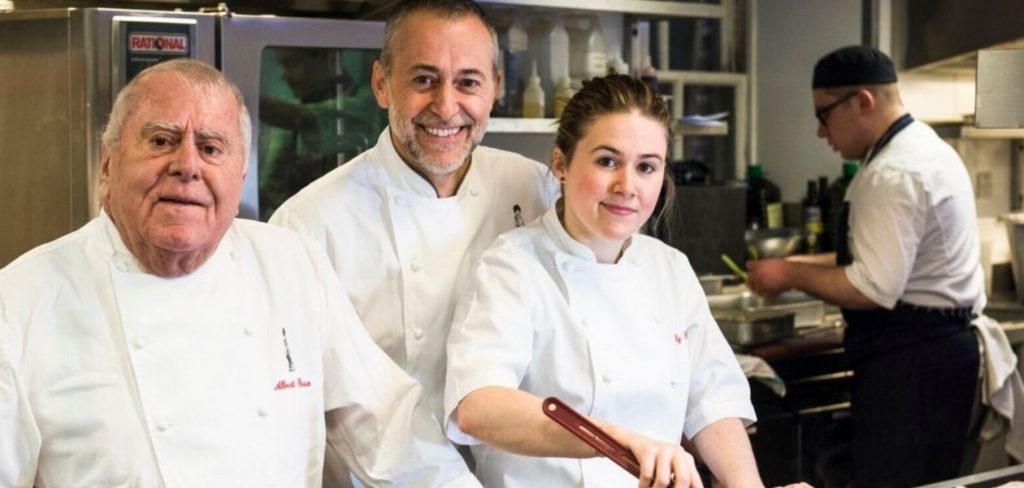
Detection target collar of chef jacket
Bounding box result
[540,204,638,266]
[94,208,236,275]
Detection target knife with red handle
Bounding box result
[542,396,641,478]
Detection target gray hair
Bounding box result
[379,0,499,78]
[101,58,253,167]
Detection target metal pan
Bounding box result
[714,309,796,346]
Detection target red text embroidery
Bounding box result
[274,377,312,391]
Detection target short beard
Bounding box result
[390,111,484,178]
[403,135,479,177]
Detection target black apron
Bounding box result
[836,114,980,488]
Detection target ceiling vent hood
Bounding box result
[898,0,1024,76]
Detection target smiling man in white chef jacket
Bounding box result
[0,58,464,487]
[270,0,557,480]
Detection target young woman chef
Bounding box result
[443,74,764,488]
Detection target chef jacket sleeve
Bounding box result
[674,257,757,440]
[0,317,41,488]
[444,244,536,446]
[844,168,927,309]
[309,242,478,487]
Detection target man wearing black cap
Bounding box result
[747,45,984,487]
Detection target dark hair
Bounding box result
[555,74,675,223]
[379,0,499,77]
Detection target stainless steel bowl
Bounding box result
[745,227,805,258]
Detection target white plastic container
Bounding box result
[527,16,569,117]
[553,70,575,118]
[566,14,607,82]
[608,56,629,76]
[522,61,545,119]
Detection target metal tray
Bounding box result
[707,290,825,327]
[714,309,796,346]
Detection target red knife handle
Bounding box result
[542,396,641,478]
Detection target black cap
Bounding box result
[812,45,897,89]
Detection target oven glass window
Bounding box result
[257,46,385,220]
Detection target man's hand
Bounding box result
[745,259,793,299]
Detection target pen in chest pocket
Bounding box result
[282,327,295,372]
[513,204,525,228]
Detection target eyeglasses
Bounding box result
[814,91,859,126]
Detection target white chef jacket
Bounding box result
[270,128,558,423]
[0,211,461,488]
[444,207,756,487]
[844,120,985,311]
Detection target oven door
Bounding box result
[219,14,387,220]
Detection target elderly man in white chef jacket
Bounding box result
[270,0,557,479]
[0,58,462,487]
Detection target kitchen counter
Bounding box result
[738,305,1024,487]
[739,316,851,487]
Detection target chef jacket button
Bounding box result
[469,187,480,196]
[670,379,678,386]
[412,328,424,340]
[394,195,407,206]
[156,422,168,433]
[131,339,143,350]
[561,262,574,272]
[258,406,269,418]
[602,373,613,384]
[631,258,642,267]
[410,260,422,272]
[653,314,663,325]
[243,327,254,336]
[113,255,130,271]
[580,318,588,327]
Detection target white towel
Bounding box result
[971,315,1024,462]
[736,353,787,397]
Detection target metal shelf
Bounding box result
[960,126,1024,139]
[477,0,726,19]
[677,123,728,136]
[489,117,730,136]
[487,117,558,134]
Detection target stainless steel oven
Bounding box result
[0,7,386,265]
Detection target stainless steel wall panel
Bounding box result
[0,12,78,266]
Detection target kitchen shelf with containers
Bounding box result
[487,114,730,136]
[483,0,741,123]
[480,0,744,169]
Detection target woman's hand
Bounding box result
[603,423,704,488]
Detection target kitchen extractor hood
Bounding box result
[897,0,1024,76]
